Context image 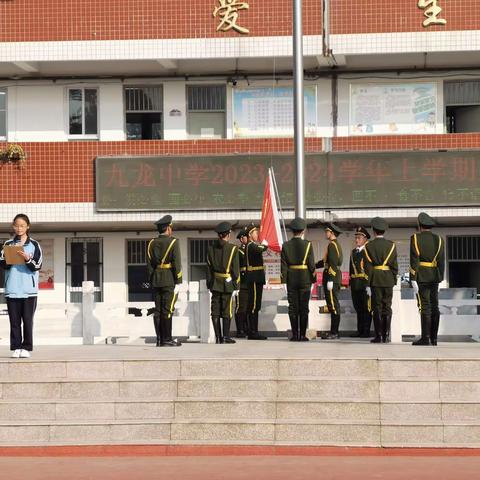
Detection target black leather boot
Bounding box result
[247,313,267,340]
[234,313,247,338]
[430,312,440,346]
[382,314,391,343]
[361,311,373,338]
[299,314,309,341]
[161,316,181,346]
[153,314,162,347]
[212,317,223,344]
[324,314,340,339]
[222,318,236,344]
[289,314,299,341]
[370,312,382,343]
[413,314,431,345]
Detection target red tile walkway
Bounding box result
[0,454,479,480]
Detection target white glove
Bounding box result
[261,239,269,247]
[174,284,180,295]
[232,290,239,298]
[327,281,333,291]
[411,280,419,295]
[366,286,371,297]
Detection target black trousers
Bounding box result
[211,291,234,320]
[247,282,263,315]
[236,287,249,315]
[7,297,37,351]
[287,286,311,336]
[416,283,439,317]
[351,288,372,335]
[153,286,177,341]
[371,286,393,317]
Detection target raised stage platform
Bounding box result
[0,340,479,448]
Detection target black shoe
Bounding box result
[223,337,236,344]
[412,337,430,346]
[370,336,382,343]
[359,333,371,338]
[248,333,267,340]
[299,336,309,342]
[350,333,361,338]
[161,339,182,347]
[430,339,437,346]
[323,333,340,340]
[235,331,247,339]
[382,335,391,344]
[156,337,161,347]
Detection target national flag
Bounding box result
[259,168,283,253]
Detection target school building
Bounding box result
[2,0,480,306]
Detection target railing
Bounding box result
[0,282,479,344]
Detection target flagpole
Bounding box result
[293,0,305,218]
[270,167,288,242]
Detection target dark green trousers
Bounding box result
[211,291,234,320]
[371,286,393,317]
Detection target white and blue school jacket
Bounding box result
[0,236,43,298]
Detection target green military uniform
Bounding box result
[234,229,249,337]
[147,215,183,347]
[207,222,240,344]
[349,227,372,337]
[410,212,445,346]
[281,217,316,341]
[245,224,268,340]
[364,217,398,343]
[316,223,343,339]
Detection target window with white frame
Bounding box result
[125,86,163,140]
[0,89,7,139]
[187,85,226,138]
[68,88,98,137]
[66,237,103,302]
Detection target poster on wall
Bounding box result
[38,239,54,289]
[233,86,317,138]
[350,83,437,135]
[264,249,283,289]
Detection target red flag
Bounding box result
[259,169,283,253]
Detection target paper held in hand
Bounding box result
[3,245,25,265]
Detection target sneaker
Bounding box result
[11,349,21,358]
[19,349,31,358]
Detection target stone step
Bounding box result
[1,358,479,381]
[0,398,478,423]
[0,418,478,447]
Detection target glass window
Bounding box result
[126,239,151,302]
[189,238,216,282]
[68,88,98,137]
[445,81,480,133]
[187,85,226,139]
[125,86,163,140]
[66,238,103,302]
[0,89,7,139]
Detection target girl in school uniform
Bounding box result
[0,214,42,358]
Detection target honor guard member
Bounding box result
[364,217,398,343]
[234,229,249,338]
[147,215,183,347]
[281,217,316,341]
[316,223,343,339]
[245,223,269,340]
[410,212,445,346]
[349,227,372,338]
[206,222,240,344]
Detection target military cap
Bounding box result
[236,229,248,239]
[371,217,388,232]
[418,212,436,228]
[324,222,342,236]
[354,226,371,240]
[155,214,172,227]
[289,217,306,232]
[246,223,258,235]
[215,221,232,235]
